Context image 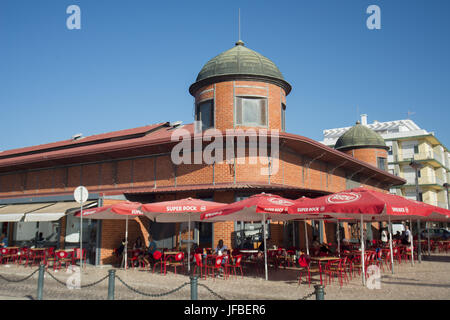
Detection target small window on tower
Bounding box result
[377,157,387,171]
[196,100,214,131]
[281,103,286,132]
[235,97,267,127]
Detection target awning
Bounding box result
[24,201,98,222]
[0,203,54,222]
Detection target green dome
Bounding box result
[189,41,291,96]
[335,122,388,151]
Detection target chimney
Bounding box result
[360,114,368,126]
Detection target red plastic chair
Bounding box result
[29,249,46,267]
[297,254,322,287]
[325,258,349,288]
[17,247,31,266]
[152,250,163,274]
[165,252,185,275]
[206,256,224,280]
[193,253,206,280]
[72,248,87,268]
[0,248,11,264]
[225,255,243,280]
[53,251,72,271]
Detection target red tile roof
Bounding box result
[0,123,405,186]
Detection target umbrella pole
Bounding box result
[304,221,309,256]
[80,203,83,283]
[263,214,268,281]
[336,219,340,258]
[427,222,431,256]
[360,216,366,286]
[188,213,191,273]
[409,220,414,266]
[125,216,128,270]
[388,217,394,274]
[417,219,422,263]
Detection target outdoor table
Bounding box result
[239,250,259,259]
[310,256,340,285]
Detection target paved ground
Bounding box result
[0,254,449,300]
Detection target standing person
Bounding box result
[0,234,8,248]
[381,229,388,245]
[405,225,412,244]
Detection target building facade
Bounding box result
[0,43,405,265]
[322,114,450,211]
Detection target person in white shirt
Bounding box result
[381,229,388,243]
[405,225,412,244]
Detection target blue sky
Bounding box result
[0,0,449,151]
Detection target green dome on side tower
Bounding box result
[189,41,291,96]
[335,122,388,151]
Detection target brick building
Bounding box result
[0,41,404,265]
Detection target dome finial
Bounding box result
[235,40,245,46]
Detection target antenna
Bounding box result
[407,110,416,119]
[238,8,241,41]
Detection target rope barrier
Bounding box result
[45,270,109,288]
[0,268,40,283]
[116,275,190,297]
[298,291,316,300]
[198,283,228,300]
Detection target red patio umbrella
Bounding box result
[75,201,144,270]
[201,193,297,281]
[141,198,226,273]
[288,187,450,285]
[288,187,449,222]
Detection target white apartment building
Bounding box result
[321,114,450,211]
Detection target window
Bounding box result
[377,157,387,171]
[196,100,214,130]
[281,103,286,132]
[388,146,393,156]
[414,145,419,154]
[235,97,267,127]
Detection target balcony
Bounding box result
[393,151,448,168]
[403,175,444,187]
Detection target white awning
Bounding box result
[0,203,54,222]
[24,201,98,222]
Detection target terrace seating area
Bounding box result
[0,246,87,271]
[106,239,449,286]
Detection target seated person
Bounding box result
[0,234,8,248]
[133,236,143,250]
[215,240,228,268]
[215,239,228,255]
[258,237,275,252]
[311,236,321,256]
[117,238,126,256]
[143,235,158,266]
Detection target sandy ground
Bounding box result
[0,254,449,300]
